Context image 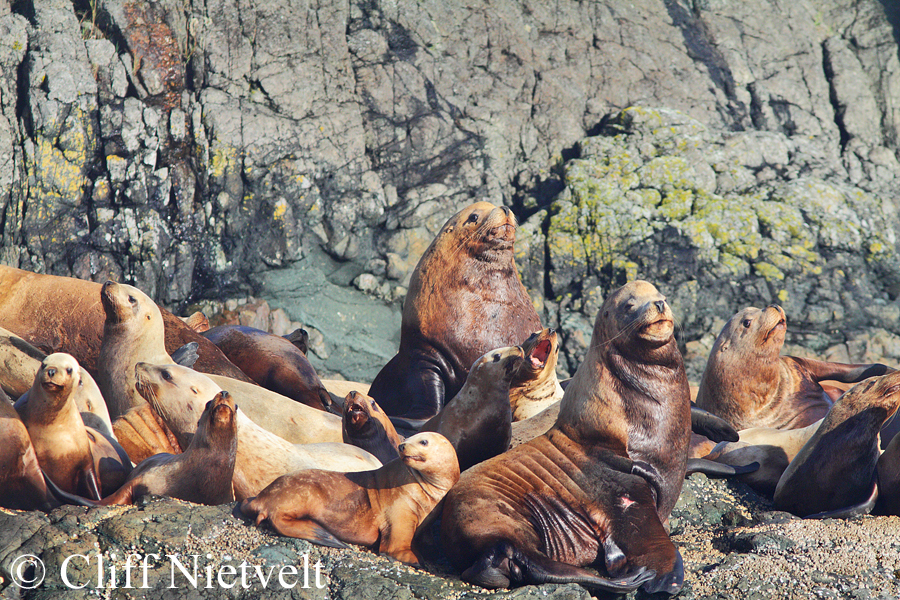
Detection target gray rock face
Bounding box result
[0,0,898,382]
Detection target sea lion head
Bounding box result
[134,362,222,426]
[711,305,786,360]
[597,280,677,361]
[469,345,525,384]
[432,201,518,265]
[342,391,387,436]
[35,353,79,402]
[513,328,559,385]
[194,390,238,450]
[833,370,900,420]
[101,281,160,328]
[398,432,460,487]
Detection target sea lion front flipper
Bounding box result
[792,357,893,384]
[270,517,351,550]
[690,403,739,443]
[806,474,879,520]
[171,342,200,368]
[641,549,684,595]
[43,469,98,507]
[283,328,309,355]
[686,458,760,478]
[460,541,655,592]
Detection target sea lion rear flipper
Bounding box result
[277,519,351,549]
[640,549,684,595]
[171,342,200,368]
[806,474,879,520]
[460,541,655,592]
[686,458,760,478]
[690,403,739,443]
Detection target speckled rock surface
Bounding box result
[3,477,900,599]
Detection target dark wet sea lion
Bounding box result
[342,391,403,465]
[0,265,250,382]
[202,325,333,411]
[441,280,690,595]
[421,345,524,471]
[240,432,460,564]
[695,305,891,431]
[368,201,541,419]
[774,371,900,517]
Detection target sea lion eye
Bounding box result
[466,213,479,224]
[742,319,752,328]
[162,370,172,381]
[493,353,501,362]
[66,367,73,375]
[190,387,199,395]
[128,295,136,304]
[419,438,429,446]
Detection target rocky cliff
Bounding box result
[1,0,899,380]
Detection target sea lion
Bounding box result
[342,391,404,464]
[202,325,333,411]
[105,391,237,505]
[0,388,55,511]
[15,353,103,500]
[773,371,900,517]
[240,431,460,565]
[441,280,690,595]
[876,427,900,515]
[421,345,524,471]
[96,280,342,444]
[510,329,564,422]
[137,363,380,499]
[113,403,183,464]
[695,305,891,431]
[368,201,542,419]
[0,265,250,382]
[702,420,822,496]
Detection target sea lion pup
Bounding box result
[137,363,380,499]
[342,391,404,464]
[773,371,900,518]
[0,388,55,511]
[695,305,892,431]
[369,201,542,419]
[15,353,103,500]
[96,280,342,444]
[510,329,564,422]
[0,265,250,382]
[441,281,690,595]
[240,432,460,564]
[421,346,524,471]
[202,325,333,412]
[105,391,237,505]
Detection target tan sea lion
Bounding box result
[113,403,183,464]
[240,432,460,564]
[773,371,900,517]
[421,345,524,471]
[0,265,250,382]
[0,389,55,511]
[96,280,342,444]
[15,353,103,500]
[368,201,542,419]
[202,325,333,411]
[510,329,563,422]
[342,391,404,464]
[136,363,380,499]
[441,280,690,595]
[695,305,891,431]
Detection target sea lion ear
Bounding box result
[718,341,730,352]
[445,225,454,233]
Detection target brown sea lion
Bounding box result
[15,353,103,500]
[368,201,542,419]
[137,363,380,499]
[240,431,460,564]
[202,325,333,411]
[0,388,55,511]
[695,305,891,431]
[0,265,250,382]
[510,329,564,422]
[773,371,900,517]
[342,391,404,465]
[440,280,690,595]
[104,391,237,505]
[421,345,524,471]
